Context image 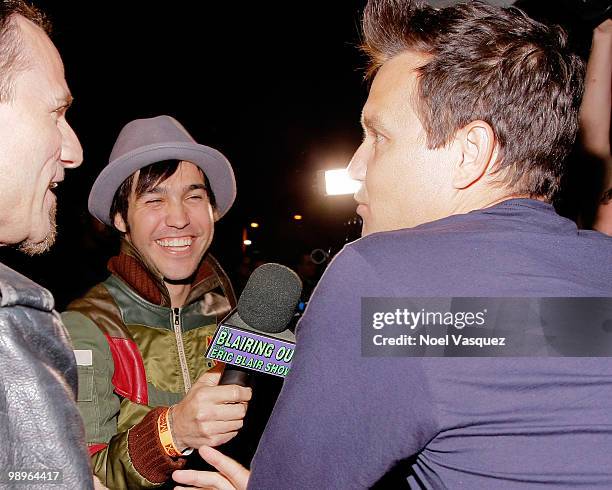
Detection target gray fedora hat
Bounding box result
[88,115,236,226]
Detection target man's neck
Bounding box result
[165,282,192,309]
[451,191,538,217]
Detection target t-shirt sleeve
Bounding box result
[248,245,439,489]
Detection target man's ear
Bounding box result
[113,213,128,233]
[452,120,498,189]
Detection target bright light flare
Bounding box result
[243,239,252,246]
[324,169,360,196]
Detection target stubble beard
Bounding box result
[18,201,57,256]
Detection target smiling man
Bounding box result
[62,115,251,489]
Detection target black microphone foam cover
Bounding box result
[237,263,303,334]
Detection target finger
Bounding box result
[197,419,244,437]
[174,487,219,490]
[210,431,239,448]
[173,469,235,490]
[174,487,227,490]
[198,446,250,490]
[174,487,221,490]
[194,384,252,404]
[195,362,226,387]
[212,401,248,421]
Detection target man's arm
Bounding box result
[62,310,180,488]
[248,246,439,489]
[580,20,612,162]
[580,19,612,234]
[63,310,252,488]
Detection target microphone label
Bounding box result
[205,323,295,378]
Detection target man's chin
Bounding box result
[18,231,56,256]
[18,206,57,256]
[163,269,198,284]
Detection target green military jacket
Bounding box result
[63,241,235,489]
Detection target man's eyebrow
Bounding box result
[141,185,167,196]
[361,114,389,134]
[55,94,74,110]
[186,184,207,192]
[140,183,207,196]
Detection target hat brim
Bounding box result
[88,141,236,226]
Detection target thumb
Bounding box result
[195,362,226,387]
[198,446,250,490]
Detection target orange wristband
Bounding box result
[157,407,181,458]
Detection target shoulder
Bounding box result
[62,280,119,357]
[310,230,443,298]
[316,242,390,294]
[63,278,129,335]
[325,230,435,290]
[296,242,395,337]
[0,262,54,311]
[0,264,69,354]
[66,279,116,312]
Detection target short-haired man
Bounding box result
[0,1,92,488]
[63,115,251,489]
[245,1,612,489]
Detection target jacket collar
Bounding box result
[107,239,228,307]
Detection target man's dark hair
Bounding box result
[0,1,50,102]
[361,0,585,201]
[110,160,217,230]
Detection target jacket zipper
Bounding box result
[173,307,192,393]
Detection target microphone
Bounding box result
[206,263,302,387]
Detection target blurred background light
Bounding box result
[324,168,360,196]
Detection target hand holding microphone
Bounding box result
[172,263,300,487]
[169,363,252,452]
[169,263,301,451]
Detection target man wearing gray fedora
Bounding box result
[62,115,251,489]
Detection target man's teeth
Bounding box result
[155,238,192,247]
[49,182,58,189]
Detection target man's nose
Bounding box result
[347,142,367,182]
[60,121,83,169]
[165,201,190,229]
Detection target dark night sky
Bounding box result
[0,1,597,308]
[1,1,370,307]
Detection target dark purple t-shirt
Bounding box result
[249,199,612,489]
